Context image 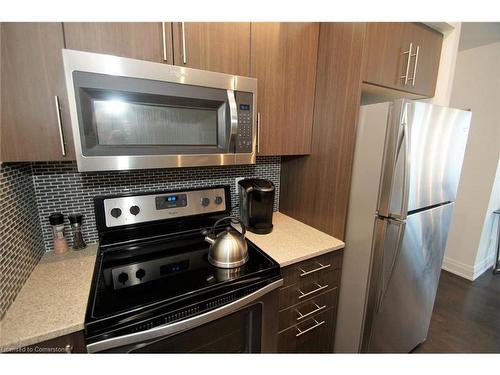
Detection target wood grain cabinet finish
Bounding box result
[277,251,343,353]
[250,23,319,156]
[1,22,74,161]
[172,22,251,76]
[362,22,443,97]
[63,22,173,63]
[280,23,366,241]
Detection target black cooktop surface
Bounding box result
[85,226,280,342]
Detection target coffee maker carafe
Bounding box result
[238,178,275,234]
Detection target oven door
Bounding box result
[86,279,282,353]
[63,49,256,172]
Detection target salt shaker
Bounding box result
[68,213,87,250]
[49,213,68,255]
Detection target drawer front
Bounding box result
[281,250,343,286]
[278,308,336,353]
[279,287,338,331]
[279,268,340,310]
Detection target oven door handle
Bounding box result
[227,89,238,152]
[86,279,283,353]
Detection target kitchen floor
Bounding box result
[414,269,500,353]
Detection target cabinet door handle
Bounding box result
[296,302,327,321]
[181,22,187,64]
[298,262,331,277]
[410,45,420,86]
[257,112,261,154]
[161,22,168,62]
[298,282,329,300]
[54,95,66,156]
[295,319,325,337]
[400,42,413,85]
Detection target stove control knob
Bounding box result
[214,196,223,205]
[201,197,210,207]
[130,205,140,216]
[118,272,128,285]
[135,268,146,280]
[111,208,122,218]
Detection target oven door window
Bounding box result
[72,71,233,156]
[125,304,262,353]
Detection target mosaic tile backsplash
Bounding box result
[32,157,281,251]
[0,163,45,318]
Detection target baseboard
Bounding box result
[441,257,475,280]
[473,254,496,279]
[442,255,496,281]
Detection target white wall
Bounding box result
[442,41,500,280]
[424,23,462,107]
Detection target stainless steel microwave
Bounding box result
[62,49,257,172]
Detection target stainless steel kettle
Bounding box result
[203,216,249,268]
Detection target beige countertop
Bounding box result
[245,212,345,267]
[0,245,98,351]
[0,213,343,351]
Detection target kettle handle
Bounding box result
[212,216,246,238]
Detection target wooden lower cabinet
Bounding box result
[277,251,343,353]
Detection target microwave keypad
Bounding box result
[236,112,252,153]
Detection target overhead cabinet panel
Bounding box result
[63,22,172,63]
[362,22,443,97]
[172,22,251,76]
[251,23,319,156]
[1,22,74,161]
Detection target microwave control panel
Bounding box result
[235,91,254,153]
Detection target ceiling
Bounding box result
[459,22,500,51]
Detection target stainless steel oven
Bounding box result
[62,49,257,172]
[85,186,282,353]
[87,280,281,353]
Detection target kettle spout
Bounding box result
[204,236,215,245]
[202,230,215,245]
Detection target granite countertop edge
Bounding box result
[1,213,344,351]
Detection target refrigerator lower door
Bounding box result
[362,203,455,353]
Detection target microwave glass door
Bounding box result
[73,71,233,156]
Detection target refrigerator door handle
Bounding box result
[377,100,411,220]
[376,219,406,312]
[399,106,410,220]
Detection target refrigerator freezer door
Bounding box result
[407,102,470,211]
[362,203,454,353]
[378,100,470,217]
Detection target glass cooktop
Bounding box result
[88,230,278,321]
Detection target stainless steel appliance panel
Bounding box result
[62,49,257,172]
[378,100,471,217]
[362,203,455,352]
[87,279,282,353]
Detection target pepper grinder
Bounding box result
[49,213,68,255]
[68,213,87,250]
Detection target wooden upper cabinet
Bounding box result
[1,23,74,162]
[362,22,443,97]
[172,22,251,76]
[251,23,319,156]
[63,22,173,63]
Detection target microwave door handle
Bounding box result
[227,90,238,151]
[86,279,283,353]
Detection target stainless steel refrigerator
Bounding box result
[335,99,471,353]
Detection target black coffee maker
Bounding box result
[238,178,275,234]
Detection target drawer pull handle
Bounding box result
[295,319,325,337]
[298,262,331,277]
[298,282,329,299]
[296,302,326,321]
